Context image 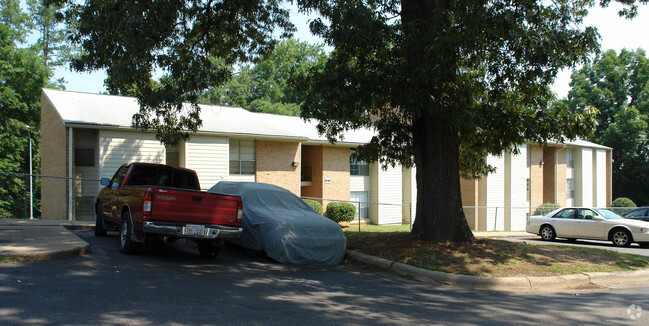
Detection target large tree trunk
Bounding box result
[410,113,474,242]
[403,0,474,242]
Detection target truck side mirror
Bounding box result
[100,178,110,186]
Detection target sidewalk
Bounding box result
[0,219,92,260]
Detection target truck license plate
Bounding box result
[185,224,205,236]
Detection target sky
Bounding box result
[52,3,649,99]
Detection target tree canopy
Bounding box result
[57,0,646,242]
[200,38,328,116]
[563,49,649,204]
[57,0,295,144]
[0,22,51,218]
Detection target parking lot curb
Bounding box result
[0,225,91,260]
[345,250,647,292]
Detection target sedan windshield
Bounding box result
[593,209,623,220]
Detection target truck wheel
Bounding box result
[197,241,221,258]
[94,204,107,237]
[119,212,139,254]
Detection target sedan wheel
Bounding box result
[540,225,556,241]
[611,229,632,247]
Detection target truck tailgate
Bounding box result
[150,188,241,226]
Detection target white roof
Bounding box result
[547,138,612,150]
[42,88,611,150]
[41,88,375,145]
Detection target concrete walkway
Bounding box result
[0,219,92,259]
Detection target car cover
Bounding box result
[208,181,346,265]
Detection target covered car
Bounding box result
[208,181,346,265]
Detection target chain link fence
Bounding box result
[0,171,101,221]
[301,198,641,233]
[2,170,642,227]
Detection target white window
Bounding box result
[350,191,369,219]
[166,144,179,167]
[567,178,575,199]
[74,129,96,167]
[566,149,575,169]
[230,140,255,175]
[350,151,369,176]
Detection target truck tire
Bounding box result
[119,211,139,254]
[197,241,221,258]
[94,204,107,237]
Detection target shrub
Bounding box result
[302,199,323,215]
[533,202,561,216]
[610,197,637,215]
[325,202,356,223]
[611,197,636,208]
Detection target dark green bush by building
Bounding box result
[611,197,636,208]
[533,202,561,216]
[610,197,637,215]
[325,202,356,223]
[302,199,323,215]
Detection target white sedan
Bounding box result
[526,208,649,247]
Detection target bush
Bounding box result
[302,199,323,215]
[611,197,636,208]
[325,202,356,223]
[610,197,637,215]
[533,202,561,216]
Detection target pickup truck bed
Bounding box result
[95,163,243,257]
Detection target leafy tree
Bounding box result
[27,0,75,68]
[200,38,328,116]
[564,49,649,204]
[0,23,50,218]
[296,0,617,242]
[0,0,31,43]
[566,49,649,140]
[57,0,644,242]
[56,0,295,144]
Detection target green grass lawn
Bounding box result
[343,224,649,277]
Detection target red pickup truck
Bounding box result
[95,163,243,257]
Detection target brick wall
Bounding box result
[322,146,351,209]
[40,96,68,220]
[301,145,323,200]
[543,147,556,203]
[529,144,544,207]
[255,140,300,195]
[460,178,479,230]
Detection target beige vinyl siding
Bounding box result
[369,163,379,224]
[185,135,228,190]
[99,130,165,179]
[479,155,505,231]
[350,175,370,192]
[402,167,417,225]
[508,146,528,231]
[594,149,608,207]
[376,164,403,224]
[576,148,593,207]
[73,166,100,220]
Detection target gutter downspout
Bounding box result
[68,127,74,221]
[555,145,567,206]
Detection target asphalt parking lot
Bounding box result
[2,230,649,325]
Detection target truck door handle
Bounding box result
[192,196,203,202]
